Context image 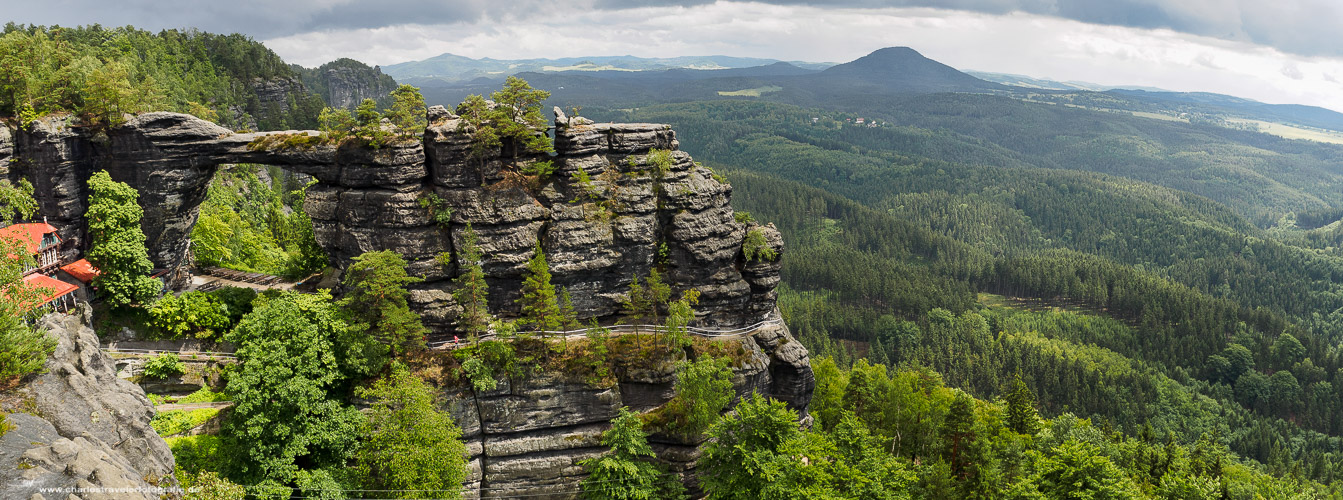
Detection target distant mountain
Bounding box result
[383,53,833,83]
[805,47,1004,94]
[1110,89,1343,132]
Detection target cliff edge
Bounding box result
[0,305,175,499]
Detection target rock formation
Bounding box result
[2,107,785,330]
[0,305,175,499]
[445,318,813,498]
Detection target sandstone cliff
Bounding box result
[0,105,808,499]
[443,315,812,499]
[295,58,401,110]
[2,107,785,330]
[0,305,175,499]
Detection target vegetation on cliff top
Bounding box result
[0,23,323,129]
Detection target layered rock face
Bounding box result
[3,108,784,329]
[445,318,813,499]
[0,305,175,499]
[320,65,399,109]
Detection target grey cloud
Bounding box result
[593,0,1343,58]
[7,0,1343,59]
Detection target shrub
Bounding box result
[743,227,778,262]
[646,357,734,436]
[149,292,231,339]
[169,434,229,474]
[143,353,186,379]
[0,323,56,383]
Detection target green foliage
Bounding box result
[0,286,56,382]
[491,76,554,158]
[579,407,686,500]
[452,339,517,393]
[743,226,778,262]
[734,211,755,224]
[518,241,561,332]
[151,407,219,436]
[142,353,186,379]
[177,468,246,500]
[190,165,326,279]
[1028,440,1142,499]
[340,250,427,365]
[222,291,364,484]
[454,77,553,174]
[650,356,733,436]
[86,170,162,309]
[0,179,36,224]
[317,106,357,142]
[417,191,453,228]
[1004,374,1040,436]
[384,84,427,135]
[450,224,491,340]
[455,93,502,170]
[354,362,468,499]
[149,291,232,339]
[0,25,321,130]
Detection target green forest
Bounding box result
[577,97,1343,492]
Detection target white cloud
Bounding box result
[262,2,1343,112]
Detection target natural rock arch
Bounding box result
[0,108,783,330]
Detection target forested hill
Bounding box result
[585,93,1343,489]
[0,24,395,131]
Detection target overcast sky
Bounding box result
[9,0,1343,112]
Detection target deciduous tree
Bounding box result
[86,170,161,309]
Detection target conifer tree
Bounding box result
[340,250,426,365]
[452,224,491,341]
[579,408,686,500]
[1005,373,1040,436]
[518,241,560,332]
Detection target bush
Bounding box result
[152,408,220,436]
[646,357,734,436]
[149,292,230,339]
[743,227,778,262]
[143,353,186,379]
[0,323,56,383]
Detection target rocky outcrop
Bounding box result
[296,59,400,110]
[5,106,785,330]
[446,313,811,499]
[0,305,175,499]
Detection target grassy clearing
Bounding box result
[1226,119,1343,144]
[717,86,783,97]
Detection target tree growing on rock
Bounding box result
[450,223,491,342]
[340,250,426,371]
[454,77,553,177]
[518,241,561,333]
[383,84,427,136]
[579,407,687,500]
[355,362,468,499]
[85,170,162,309]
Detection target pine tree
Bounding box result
[579,408,686,499]
[1005,373,1041,436]
[339,250,426,366]
[452,223,490,342]
[518,241,560,333]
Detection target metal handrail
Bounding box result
[425,318,782,349]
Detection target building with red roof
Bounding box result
[19,273,78,313]
[0,222,63,276]
[60,259,99,284]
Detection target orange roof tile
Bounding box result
[0,223,60,255]
[20,273,78,310]
[61,259,99,283]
